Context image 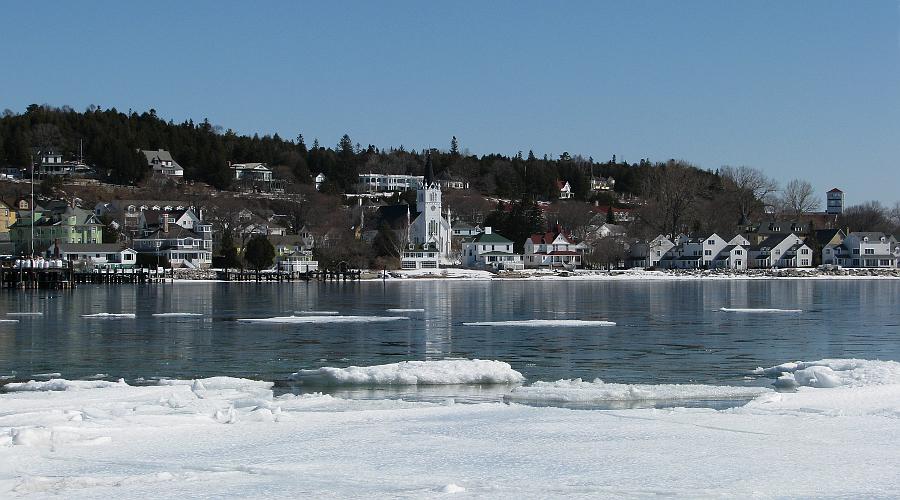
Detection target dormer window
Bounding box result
[863,237,869,242]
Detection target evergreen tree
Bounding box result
[244,236,275,275]
[450,136,459,156]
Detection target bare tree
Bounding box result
[778,179,821,217]
[720,166,778,225]
[839,201,892,233]
[550,201,594,240]
[637,161,704,237]
[587,238,626,270]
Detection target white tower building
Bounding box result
[409,152,453,263]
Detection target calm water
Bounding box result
[1,280,899,400]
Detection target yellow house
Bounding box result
[0,200,15,233]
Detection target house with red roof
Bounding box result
[557,180,573,200]
[524,229,582,268]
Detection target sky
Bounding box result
[3,1,899,205]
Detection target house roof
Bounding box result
[528,231,572,245]
[815,229,843,246]
[268,234,311,247]
[849,232,888,240]
[469,231,513,244]
[479,251,518,256]
[828,188,843,193]
[137,225,201,240]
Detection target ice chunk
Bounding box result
[81,313,136,319]
[157,377,273,391]
[5,379,128,392]
[6,312,43,316]
[238,315,409,324]
[387,308,425,313]
[754,359,900,388]
[151,313,204,317]
[464,319,615,327]
[720,308,802,313]
[507,378,770,404]
[0,319,20,323]
[439,484,466,493]
[291,359,525,386]
[293,310,340,315]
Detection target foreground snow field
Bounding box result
[2,359,900,498]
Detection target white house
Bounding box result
[647,235,676,268]
[658,235,703,269]
[461,227,523,271]
[231,162,273,181]
[132,220,213,268]
[834,232,897,268]
[452,222,481,238]
[269,234,318,273]
[315,173,326,191]
[557,180,574,200]
[140,149,184,177]
[710,244,748,270]
[357,173,423,193]
[748,233,812,268]
[524,230,581,268]
[590,176,615,192]
[46,243,137,268]
[400,243,441,270]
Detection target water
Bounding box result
[1,280,899,401]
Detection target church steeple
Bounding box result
[424,150,435,187]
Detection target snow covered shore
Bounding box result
[382,267,900,281]
[2,358,900,498]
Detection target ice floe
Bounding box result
[464,319,616,327]
[238,315,409,324]
[6,312,43,316]
[290,359,525,386]
[81,313,136,319]
[151,313,204,317]
[719,307,802,313]
[386,308,425,313]
[1,360,900,497]
[0,319,19,323]
[4,378,128,392]
[506,378,770,404]
[754,358,900,388]
[292,310,340,315]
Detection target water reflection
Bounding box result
[0,280,898,398]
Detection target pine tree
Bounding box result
[450,136,459,156]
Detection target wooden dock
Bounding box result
[216,269,362,282]
[1,265,175,289]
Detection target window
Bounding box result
[707,240,715,245]
[735,250,743,255]
[801,248,809,255]
[853,249,860,255]
[704,250,711,256]
[880,259,890,266]
[801,259,809,266]
[865,248,874,255]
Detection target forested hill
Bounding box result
[0,104,704,200]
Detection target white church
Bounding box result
[400,152,453,269]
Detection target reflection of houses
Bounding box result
[132,219,213,268]
[524,230,581,268]
[231,162,284,193]
[47,243,137,268]
[140,149,184,177]
[462,227,523,271]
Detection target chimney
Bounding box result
[485,227,492,235]
[163,213,169,233]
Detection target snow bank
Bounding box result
[81,313,136,319]
[506,378,770,404]
[290,359,525,386]
[157,376,273,392]
[238,315,409,324]
[151,313,204,317]
[754,359,900,388]
[720,307,802,313]
[4,378,128,392]
[464,319,616,327]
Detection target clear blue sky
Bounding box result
[3,1,899,205]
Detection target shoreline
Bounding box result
[161,267,900,283]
